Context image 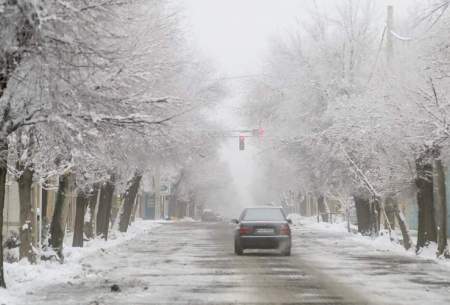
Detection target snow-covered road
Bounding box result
[4,220,450,305]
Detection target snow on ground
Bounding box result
[3,217,450,305]
[0,220,161,305]
[177,217,197,223]
[290,214,450,267]
[290,215,450,305]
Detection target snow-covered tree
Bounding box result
[0,0,226,286]
[244,0,450,255]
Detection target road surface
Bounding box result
[19,221,450,305]
[20,222,365,305]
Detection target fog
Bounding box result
[2,0,450,302]
[180,0,418,218]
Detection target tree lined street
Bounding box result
[2,1,450,304]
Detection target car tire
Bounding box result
[234,240,243,255]
[281,247,291,256]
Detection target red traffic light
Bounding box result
[258,127,265,138]
[252,127,265,139]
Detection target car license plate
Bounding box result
[256,228,274,234]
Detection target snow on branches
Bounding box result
[244,1,450,203]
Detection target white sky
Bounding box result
[181,0,410,76]
[182,0,302,76]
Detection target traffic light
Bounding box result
[252,127,265,139]
[258,127,265,139]
[239,135,245,151]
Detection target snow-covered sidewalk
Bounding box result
[0,220,161,305]
[291,216,450,305]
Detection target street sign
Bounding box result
[160,183,171,196]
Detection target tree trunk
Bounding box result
[393,200,413,250]
[433,159,449,257]
[41,185,49,249]
[354,196,371,235]
[49,174,70,260]
[370,198,381,236]
[169,171,184,218]
[317,195,330,222]
[119,174,142,232]
[346,200,351,233]
[0,157,8,288]
[299,194,307,216]
[72,191,90,247]
[18,167,36,263]
[131,193,140,223]
[96,175,115,240]
[84,184,99,240]
[110,196,121,228]
[314,196,320,222]
[384,197,396,230]
[416,160,437,252]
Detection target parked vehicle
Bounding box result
[232,207,292,256]
[201,209,221,222]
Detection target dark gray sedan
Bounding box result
[232,207,292,256]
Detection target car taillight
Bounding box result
[280,224,290,235]
[239,226,253,235]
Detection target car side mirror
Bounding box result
[231,219,239,224]
[287,219,293,224]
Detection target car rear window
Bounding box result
[242,208,285,221]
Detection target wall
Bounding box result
[2,176,20,238]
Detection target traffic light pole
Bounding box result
[224,128,265,151]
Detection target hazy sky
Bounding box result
[182,0,411,76]
[183,0,302,76]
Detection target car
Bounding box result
[201,209,220,222]
[232,206,292,256]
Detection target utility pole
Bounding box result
[316,197,320,223]
[386,5,394,63]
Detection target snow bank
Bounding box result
[290,214,350,233]
[178,217,197,223]
[290,214,450,268]
[0,220,161,304]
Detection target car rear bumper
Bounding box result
[239,235,291,249]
